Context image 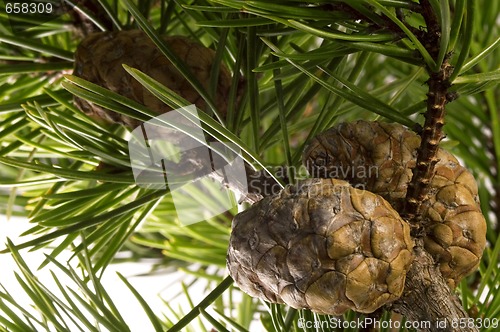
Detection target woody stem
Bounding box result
[402,62,453,223]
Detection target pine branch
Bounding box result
[392,1,478,330]
[403,60,454,223]
[392,242,477,332]
[1,0,497,330]
[402,0,453,223]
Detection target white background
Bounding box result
[0,216,207,331]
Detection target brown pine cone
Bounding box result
[227,178,413,315]
[423,149,487,287]
[303,120,487,288]
[303,121,420,206]
[73,29,232,128]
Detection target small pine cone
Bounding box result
[423,149,487,287]
[303,120,486,288]
[303,121,420,207]
[227,178,413,315]
[73,30,232,128]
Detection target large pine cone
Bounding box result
[227,178,413,315]
[73,30,232,128]
[303,120,486,287]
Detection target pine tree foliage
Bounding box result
[0,0,498,331]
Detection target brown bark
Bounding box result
[403,62,453,224]
[392,1,478,329]
[392,241,478,332]
[395,63,478,332]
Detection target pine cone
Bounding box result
[73,30,232,128]
[303,120,486,288]
[227,178,413,315]
[303,121,420,206]
[423,149,487,286]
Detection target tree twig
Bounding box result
[386,1,478,331]
[392,241,478,332]
[402,60,453,223]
